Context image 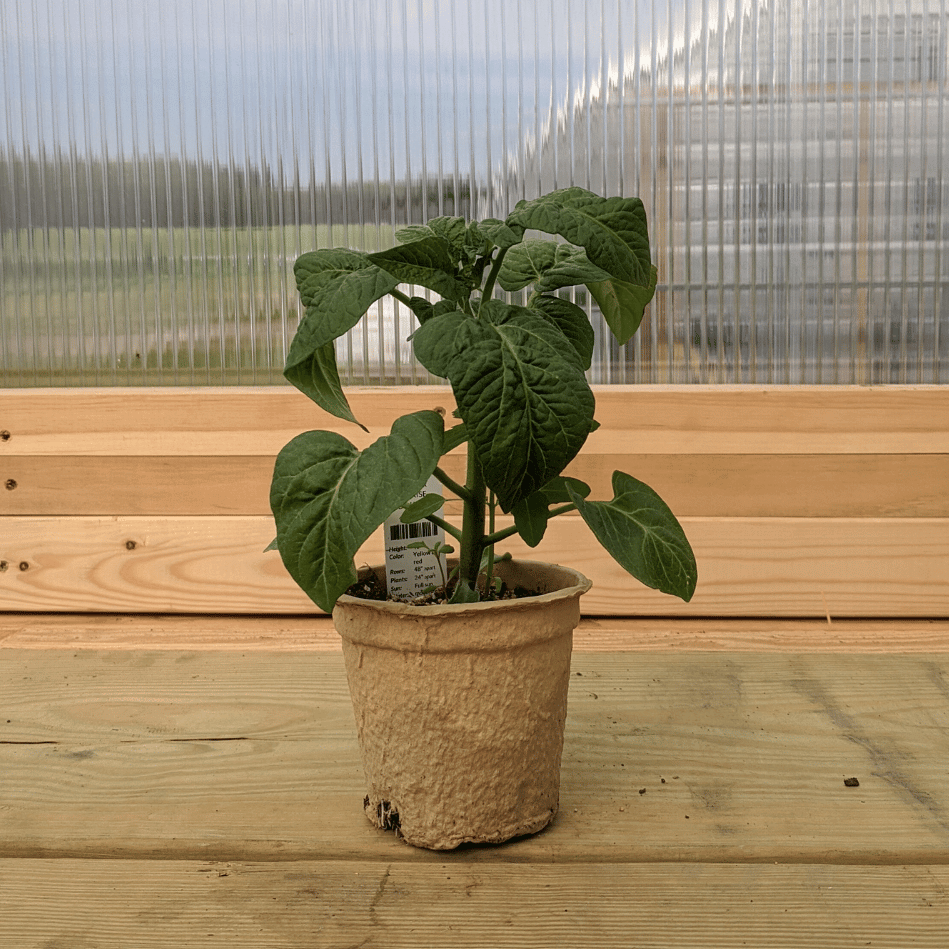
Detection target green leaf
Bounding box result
[369,235,467,302]
[405,296,457,326]
[497,240,558,291]
[527,295,596,370]
[511,491,550,548]
[568,471,697,602]
[399,492,444,523]
[506,188,653,288]
[286,250,400,420]
[291,249,399,350]
[511,476,591,548]
[284,341,367,431]
[587,265,658,345]
[412,299,595,511]
[533,244,613,293]
[498,241,611,294]
[449,580,481,604]
[427,216,469,256]
[395,224,435,244]
[270,410,444,612]
[540,475,591,505]
[477,218,525,250]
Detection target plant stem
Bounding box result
[425,513,463,543]
[482,503,577,547]
[432,466,471,504]
[479,246,509,306]
[482,523,520,546]
[484,490,497,592]
[457,445,487,591]
[389,287,414,307]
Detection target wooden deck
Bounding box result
[3,614,949,946]
[3,384,947,944]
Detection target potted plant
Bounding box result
[270,187,697,849]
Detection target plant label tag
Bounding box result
[384,476,447,599]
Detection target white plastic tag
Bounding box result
[384,475,447,599]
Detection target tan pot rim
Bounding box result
[333,558,591,653]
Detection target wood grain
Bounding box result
[2,515,948,616]
[2,614,948,652]
[3,859,947,948]
[3,649,949,864]
[3,384,947,455]
[5,452,948,517]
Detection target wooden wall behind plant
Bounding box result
[1,386,947,617]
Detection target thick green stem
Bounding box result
[479,246,509,307]
[389,287,414,306]
[425,513,462,543]
[457,446,487,592]
[483,490,497,593]
[432,466,471,505]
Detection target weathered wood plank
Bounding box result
[3,859,947,948]
[5,452,947,517]
[3,385,947,455]
[3,614,948,653]
[3,650,949,863]
[2,515,947,616]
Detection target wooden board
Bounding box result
[3,385,946,619]
[3,614,949,653]
[3,859,947,948]
[5,452,948,517]
[3,648,949,864]
[3,384,948,455]
[1,515,948,616]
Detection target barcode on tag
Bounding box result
[388,520,437,542]
[383,476,446,599]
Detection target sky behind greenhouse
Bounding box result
[2,0,677,178]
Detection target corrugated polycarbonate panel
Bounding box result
[1,0,947,386]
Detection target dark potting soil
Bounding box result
[344,567,535,606]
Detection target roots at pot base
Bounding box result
[333,560,591,850]
[365,797,402,835]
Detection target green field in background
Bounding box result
[0,223,395,386]
[1,222,392,267]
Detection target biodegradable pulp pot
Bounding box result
[332,559,592,850]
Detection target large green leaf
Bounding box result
[511,476,591,548]
[527,295,596,370]
[287,250,400,418]
[534,246,613,293]
[369,235,467,302]
[477,218,525,250]
[292,249,399,348]
[587,265,658,345]
[284,341,366,431]
[270,410,444,612]
[568,471,697,602]
[427,216,469,256]
[506,188,653,288]
[404,295,458,326]
[496,240,558,291]
[498,241,612,294]
[412,300,595,511]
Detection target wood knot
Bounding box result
[0,431,10,442]
[125,540,138,550]
[4,479,16,491]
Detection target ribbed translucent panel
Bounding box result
[1,0,947,386]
